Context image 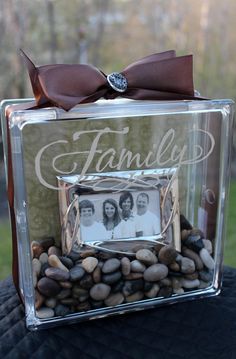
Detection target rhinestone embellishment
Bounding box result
[107,72,128,93]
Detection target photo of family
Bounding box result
[77,190,161,242]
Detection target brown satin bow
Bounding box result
[21,50,204,111]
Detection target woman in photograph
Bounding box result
[102,198,121,240]
[117,191,136,238]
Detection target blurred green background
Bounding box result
[0,0,236,280]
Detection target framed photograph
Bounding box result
[58,168,181,255]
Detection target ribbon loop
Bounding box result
[20,50,205,111]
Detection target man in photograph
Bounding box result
[135,192,160,236]
[79,199,106,242]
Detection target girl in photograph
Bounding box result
[117,191,136,238]
[102,198,121,240]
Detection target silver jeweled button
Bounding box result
[107,72,128,93]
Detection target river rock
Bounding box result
[39,252,49,265]
[37,277,61,297]
[55,304,71,317]
[202,239,213,254]
[143,264,168,282]
[59,281,73,289]
[181,278,200,289]
[121,257,131,275]
[31,241,44,258]
[158,245,177,265]
[102,258,120,273]
[45,267,70,281]
[145,284,160,298]
[199,248,215,270]
[180,257,195,274]
[77,301,92,311]
[102,271,122,284]
[130,260,146,273]
[181,229,191,241]
[169,262,180,272]
[112,280,124,293]
[90,283,111,300]
[82,257,98,273]
[79,248,97,258]
[79,274,94,289]
[45,298,57,309]
[69,265,85,281]
[59,256,74,269]
[48,246,62,257]
[48,255,69,272]
[126,291,144,302]
[199,269,213,282]
[124,272,143,280]
[56,288,71,300]
[136,249,158,265]
[32,258,41,276]
[36,307,55,319]
[173,288,185,295]
[184,272,199,280]
[35,289,45,310]
[184,235,204,253]
[104,292,125,306]
[171,277,182,290]
[40,263,50,277]
[93,266,102,283]
[180,214,193,230]
[122,279,144,296]
[181,247,204,271]
[73,287,89,301]
[38,237,55,251]
[158,286,173,297]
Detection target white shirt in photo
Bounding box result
[80,221,107,242]
[134,210,160,236]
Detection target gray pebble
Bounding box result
[69,265,85,281]
[56,288,71,300]
[130,260,146,273]
[48,246,62,257]
[45,267,70,281]
[59,256,74,269]
[102,258,121,273]
[202,239,213,254]
[104,292,125,306]
[199,248,215,270]
[39,252,49,265]
[92,266,102,283]
[199,269,213,282]
[102,271,122,284]
[90,283,111,301]
[32,258,41,276]
[181,278,200,289]
[55,304,71,316]
[136,249,158,265]
[36,307,54,319]
[45,297,57,309]
[143,264,168,282]
[181,247,204,271]
[180,257,196,274]
[79,274,94,289]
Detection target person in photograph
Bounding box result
[117,191,136,238]
[102,198,121,240]
[134,192,160,236]
[79,199,107,242]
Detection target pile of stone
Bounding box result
[32,217,215,319]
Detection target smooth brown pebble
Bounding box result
[35,289,45,310]
[158,245,177,265]
[144,264,168,282]
[37,277,61,297]
[59,281,72,289]
[124,272,143,280]
[92,266,102,283]
[45,267,70,281]
[181,247,204,271]
[121,257,131,276]
[48,254,69,272]
[90,283,111,301]
[145,284,160,298]
[136,249,158,265]
[169,262,180,272]
[79,249,97,258]
[31,241,44,258]
[48,246,62,257]
[104,292,124,306]
[126,291,144,302]
[181,229,191,241]
[82,257,98,273]
[184,272,199,280]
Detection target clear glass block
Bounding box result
[1,98,234,330]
